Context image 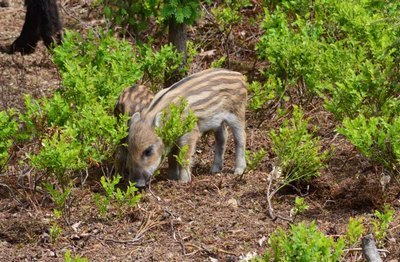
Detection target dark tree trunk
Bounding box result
[164,18,187,88]
[9,0,62,55]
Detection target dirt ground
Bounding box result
[1,1,399,261]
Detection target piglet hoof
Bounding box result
[167,170,180,181]
[211,163,223,174]
[178,169,192,183]
[234,166,246,176]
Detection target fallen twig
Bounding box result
[389,223,400,231]
[165,209,186,255]
[177,198,196,209]
[184,243,238,257]
[147,179,161,201]
[266,172,293,223]
[135,209,165,240]
[343,247,389,254]
[97,209,165,245]
[102,236,143,244]
[0,182,22,205]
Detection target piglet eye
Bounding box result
[143,146,153,157]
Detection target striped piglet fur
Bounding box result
[127,68,247,187]
[114,84,154,118]
[114,85,154,178]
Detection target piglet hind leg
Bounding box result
[211,124,227,173]
[228,118,246,175]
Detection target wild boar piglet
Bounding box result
[128,68,247,187]
[114,85,154,178]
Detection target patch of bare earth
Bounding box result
[1,1,399,261]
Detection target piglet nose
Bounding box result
[130,169,153,188]
[134,178,147,188]
[142,170,152,181]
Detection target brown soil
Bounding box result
[1,1,399,261]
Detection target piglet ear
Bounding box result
[130,112,141,124]
[154,112,163,127]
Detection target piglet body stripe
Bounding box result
[147,69,244,113]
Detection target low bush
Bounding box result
[137,42,186,92]
[29,29,185,185]
[344,217,365,247]
[93,175,141,218]
[99,0,200,36]
[255,0,400,173]
[257,207,396,261]
[0,110,18,169]
[265,221,345,261]
[211,0,252,33]
[245,148,267,173]
[28,30,135,195]
[64,250,89,262]
[339,116,400,175]
[1,29,185,221]
[270,106,328,188]
[155,97,197,167]
[372,205,395,243]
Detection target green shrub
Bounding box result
[15,94,72,142]
[93,175,141,218]
[155,97,197,156]
[29,30,156,176]
[44,181,74,234]
[258,211,395,261]
[30,129,86,184]
[266,221,345,262]
[339,116,400,174]
[0,110,18,169]
[42,93,72,127]
[247,78,282,111]
[17,95,47,140]
[345,217,364,247]
[49,222,63,243]
[270,106,328,188]
[23,30,139,206]
[160,0,200,24]
[137,42,186,92]
[257,5,323,96]
[0,27,190,224]
[211,0,252,32]
[292,197,309,217]
[44,181,73,216]
[210,56,226,69]
[52,29,143,109]
[100,0,158,34]
[99,0,200,35]
[257,0,399,107]
[8,29,190,220]
[64,250,89,262]
[372,205,395,243]
[256,0,400,173]
[245,148,267,173]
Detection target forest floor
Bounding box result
[0,1,400,261]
